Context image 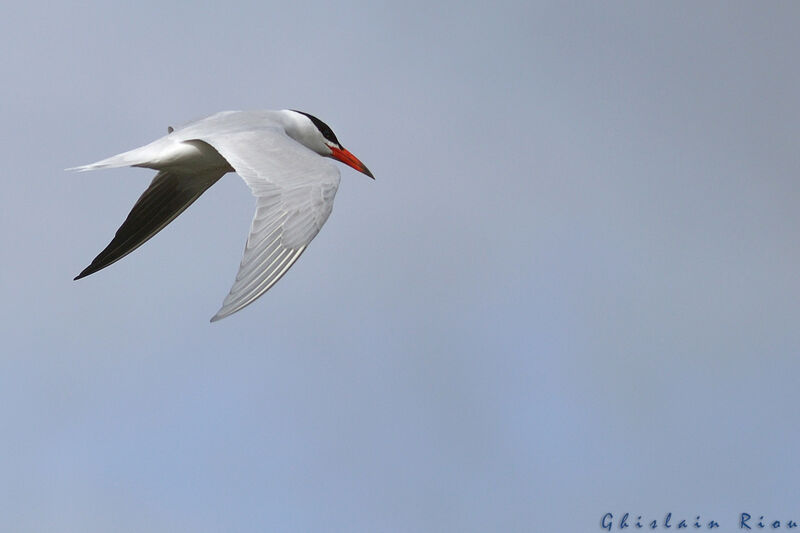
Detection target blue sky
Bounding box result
[2,2,800,532]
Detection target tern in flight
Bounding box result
[70,110,374,322]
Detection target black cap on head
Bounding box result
[291,110,341,147]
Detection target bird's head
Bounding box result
[284,109,374,179]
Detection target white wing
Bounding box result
[194,127,341,322]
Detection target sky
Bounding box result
[2,2,800,532]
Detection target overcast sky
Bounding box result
[2,2,800,532]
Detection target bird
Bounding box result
[70,109,374,322]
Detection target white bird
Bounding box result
[70,109,374,322]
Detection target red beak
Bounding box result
[330,146,374,179]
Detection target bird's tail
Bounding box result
[65,145,152,172]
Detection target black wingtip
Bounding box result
[74,265,95,281]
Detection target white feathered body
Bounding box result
[72,110,348,321]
